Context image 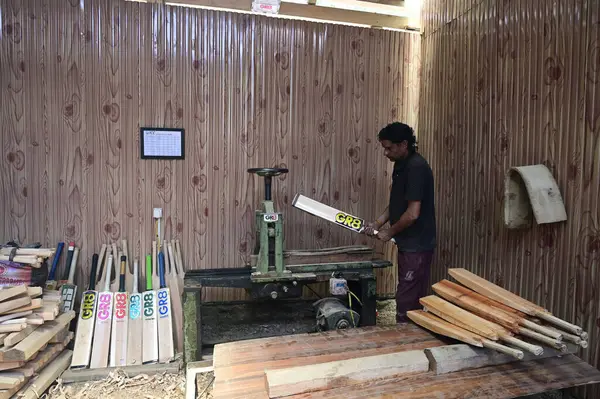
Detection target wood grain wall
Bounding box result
[0,0,421,301]
[419,0,600,396]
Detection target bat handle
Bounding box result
[158,252,166,289]
[49,242,64,280]
[146,254,152,290]
[89,253,99,290]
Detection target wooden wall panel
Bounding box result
[0,0,421,301]
[419,0,600,397]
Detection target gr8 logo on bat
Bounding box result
[157,289,170,317]
[81,292,97,320]
[129,294,141,319]
[335,212,364,231]
[115,293,128,319]
[97,293,113,321]
[143,293,155,318]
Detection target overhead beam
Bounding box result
[132,0,420,31]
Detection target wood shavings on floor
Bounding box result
[195,371,214,399]
[43,369,186,399]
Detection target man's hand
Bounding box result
[363,221,381,237]
[376,228,394,242]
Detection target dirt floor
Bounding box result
[45,299,575,399]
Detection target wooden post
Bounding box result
[183,289,201,364]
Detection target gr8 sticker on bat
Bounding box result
[97,293,112,321]
[129,294,141,319]
[81,292,97,320]
[143,293,155,318]
[115,293,128,319]
[335,212,364,231]
[157,290,170,317]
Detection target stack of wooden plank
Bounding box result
[0,287,75,398]
[407,268,587,360]
[0,247,55,269]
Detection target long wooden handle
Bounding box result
[500,335,543,356]
[104,255,113,292]
[520,319,562,340]
[481,338,524,359]
[67,248,79,284]
[518,328,567,352]
[544,326,588,348]
[534,311,583,336]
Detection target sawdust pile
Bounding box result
[43,369,186,399]
[376,299,397,326]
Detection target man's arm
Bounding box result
[377,162,427,242]
[364,207,389,236]
[388,201,420,235]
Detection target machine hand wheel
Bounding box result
[248,168,289,201]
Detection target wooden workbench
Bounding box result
[212,323,600,398]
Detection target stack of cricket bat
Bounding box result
[69,238,184,371]
[0,285,76,398]
[408,268,588,360]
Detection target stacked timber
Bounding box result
[0,247,55,269]
[408,268,587,359]
[0,287,75,398]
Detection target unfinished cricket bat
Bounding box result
[432,280,568,351]
[110,255,129,367]
[126,259,143,365]
[70,253,100,369]
[420,295,544,356]
[60,246,79,312]
[89,254,114,368]
[123,239,134,293]
[57,242,75,288]
[157,252,174,363]
[142,254,158,364]
[167,242,183,353]
[292,194,395,242]
[407,310,524,359]
[448,268,585,336]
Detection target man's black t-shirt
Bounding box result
[388,152,436,252]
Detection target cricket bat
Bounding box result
[292,194,396,243]
[89,254,114,369]
[110,255,129,366]
[45,242,64,290]
[126,259,143,365]
[70,253,100,369]
[60,246,80,312]
[142,254,158,364]
[157,252,174,363]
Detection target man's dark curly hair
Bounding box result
[377,122,418,153]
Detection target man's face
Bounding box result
[380,139,408,161]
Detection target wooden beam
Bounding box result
[425,343,580,375]
[129,0,419,30]
[265,350,429,397]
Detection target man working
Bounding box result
[364,122,436,324]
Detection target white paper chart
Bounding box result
[141,129,183,158]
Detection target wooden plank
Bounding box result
[0,287,28,303]
[137,0,418,30]
[265,350,429,398]
[0,311,74,362]
[425,343,580,375]
[10,350,72,399]
[60,359,182,383]
[212,324,446,398]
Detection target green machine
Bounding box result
[247,167,315,298]
[182,167,393,362]
[248,167,289,280]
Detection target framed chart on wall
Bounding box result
[140,127,185,160]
